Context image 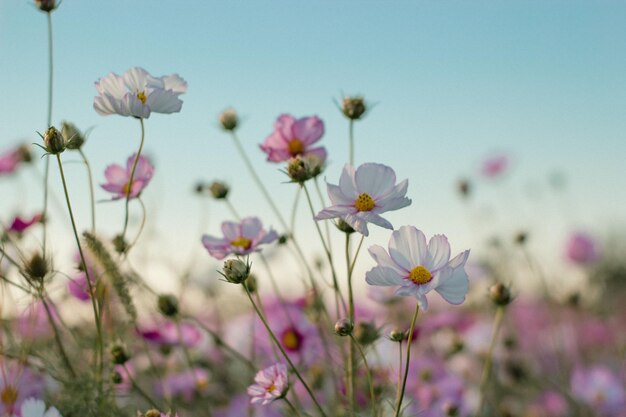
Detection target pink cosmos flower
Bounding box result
[138,320,202,348]
[8,214,42,234]
[15,301,59,340]
[94,67,187,118]
[0,147,22,175]
[571,365,626,415]
[0,362,44,417]
[247,363,288,405]
[365,226,470,311]
[480,154,509,178]
[156,368,209,401]
[101,153,154,200]
[260,114,327,163]
[315,163,411,236]
[201,217,278,260]
[67,251,99,302]
[565,231,600,265]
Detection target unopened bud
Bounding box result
[222,258,250,284]
[25,252,49,283]
[489,282,512,306]
[209,181,229,199]
[219,108,238,131]
[334,318,353,336]
[194,181,206,194]
[354,321,379,346]
[62,121,86,150]
[342,96,367,120]
[457,179,470,198]
[112,234,128,254]
[514,231,528,245]
[157,294,179,317]
[388,329,407,342]
[443,401,459,417]
[34,0,56,12]
[278,234,289,245]
[110,343,130,365]
[16,144,32,163]
[43,126,65,154]
[335,219,355,234]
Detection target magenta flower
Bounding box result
[201,217,278,260]
[138,320,202,348]
[315,163,411,236]
[247,363,288,405]
[8,214,42,234]
[260,114,327,163]
[365,226,470,311]
[480,154,509,178]
[0,147,21,175]
[565,231,600,265]
[67,251,99,302]
[571,365,625,415]
[101,153,154,200]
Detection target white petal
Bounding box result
[146,88,183,114]
[122,94,150,118]
[365,266,404,287]
[338,164,358,200]
[389,226,428,269]
[435,265,469,305]
[376,196,411,213]
[427,234,451,271]
[221,221,240,240]
[161,74,188,95]
[355,163,396,197]
[123,67,157,91]
[21,398,45,417]
[379,178,408,200]
[44,407,62,417]
[368,245,407,275]
[343,213,369,236]
[357,212,393,230]
[326,183,353,206]
[95,73,125,97]
[448,250,470,269]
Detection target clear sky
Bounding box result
[1,1,625,296]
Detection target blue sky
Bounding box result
[1,1,625,294]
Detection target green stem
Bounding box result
[243,285,328,417]
[225,197,242,221]
[345,234,356,413]
[478,306,505,415]
[124,364,161,409]
[395,342,403,410]
[350,334,377,417]
[394,303,419,417]
[42,12,54,258]
[348,119,354,166]
[40,294,76,377]
[55,154,104,400]
[78,148,96,233]
[283,397,305,417]
[126,198,147,252]
[121,118,146,241]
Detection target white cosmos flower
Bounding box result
[18,398,62,417]
[93,67,187,118]
[365,226,470,311]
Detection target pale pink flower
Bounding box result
[571,365,625,415]
[101,153,154,200]
[365,226,470,311]
[138,320,202,348]
[0,148,21,175]
[247,363,288,405]
[0,362,44,416]
[565,231,600,265]
[260,114,326,163]
[201,217,278,260]
[156,368,209,401]
[480,154,509,178]
[94,67,186,118]
[315,163,411,236]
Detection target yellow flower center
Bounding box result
[409,265,432,285]
[137,91,147,104]
[267,383,276,393]
[355,193,375,212]
[196,378,208,391]
[287,139,305,156]
[122,181,134,196]
[1,386,18,406]
[230,236,252,250]
[281,328,302,351]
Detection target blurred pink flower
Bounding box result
[101,153,154,200]
[67,251,99,302]
[315,163,411,236]
[214,394,282,417]
[565,231,600,265]
[571,365,625,415]
[247,363,288,405]
[156,368,209,401]
[0,362,44,416]
[260,114,326,163]
[366,226,470,311]
[7,214,42,234]
[0,148,21,175]
[94,67,187,118]
[201,217,278,260]
[480,154,509,178]
[138,320,202,348]
[15,301,59,341]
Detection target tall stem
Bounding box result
[478,306,505,414]
[394,303,419,417]
[243,285,328,417]
[345,234,356,413]
[40,295,76,377]
[348,119,354,166]
[121,118,146,241]
[42,12,54,258]
[78,148,96,233]
[350,334,377,417]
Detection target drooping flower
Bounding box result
[571,365,626,415]
[480,154,509,178]
[365,226,470,311]
[315,163,411,236]
[201,217,278,260]
[260,114,326,163]
[93,67,187,118]
[247,363,289,405]
[101,153,154,200]
[19,398,62,417]
[565,231,600,265]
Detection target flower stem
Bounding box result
[350,334,377,417]
[40,294,76,377]
[348,119,354,166]
[55,154,104,400]
[394,303,419,417]
[283,397,305,417]
[345,234,356,413]
[78,148,96,234]
[121,118,146,242]
[242,285,328,417]
[478,305,505,415]
[123,364,161,409]
[42,12,54,259]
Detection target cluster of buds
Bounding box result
[194,181,230,199]
[341,96,367,120]
[285,155,324,183]
[61,121,86,150]
[220,258,251,284]
[219,108,238,131]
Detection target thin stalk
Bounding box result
[243,285,328,417]
[40,295,76,377]
[123,364,161,409]
[348,119,354,166]
[78,148,96,233]
[290,186,301,234]
[55,154,104,398]
[42,12,54,258]
[121,118,146,241]
[224,197,242,221]
[395,342,403,408]
[345,234,356,413]
[394,303,420,417]
[313,177,332,254]
[46,13,53,127]
[127,198,147,251]
[283,397,305,417]
[478,306,505,415]
[350,334,377,417]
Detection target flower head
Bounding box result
[260,114,326,163]
[94,67,187,118]
[571,365,625,415]
[315,163,411,236]
[101,153,154,200]
[247,363,289,405]
[201,217,278,260]
[365,226,470,311]
[565,231,600,265]
[480,154,509,178]
[8,214,42,234]
[0,363,44,416]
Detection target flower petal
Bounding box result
[389,226,428,270]
[434,264,469,305]
[146,88,183,114]
[365,266,405,287]
[338,164,358,200]
[240,217,263,239]
[368,244,408,274]
[293,116,324,145]
[355,163,396,197]
[427,234,451,271]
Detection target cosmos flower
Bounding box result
[7,214,42,234]
[155,368,209,401]
[315,163,411,236]
[0,147,23,175]
[365,226,470,311]
[571,365,625,415]
[17,399,62,417]
[247,363,289,405]
[0,362,44,417]
[201,217,278,260]
[565,231,600,265]
[93,67,187,118]
[138,320,202,348]
[260,114,327,163]
[101,153,154,200]
[480,154,509,178]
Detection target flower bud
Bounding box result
[110,342,130,365]
[388,329,407,342]
[144,410,162,417]
[43,127,66,154]
[112,234,128,254]
[342,96,367,120]
[443,401,460,417]
[278,234,289,245]
[157,294,179,317]
[61,121,86,150]
[34,0,56,12]
[334,318,353,337]
[335,219,355,234]
[194,181,206,195]
[208,181,229,199]
[457,179,471,198]
[16,144,32,163]
[25,252,49,283]
[354,321,379,346]
[221,258,250,284]
[514,231,528,245]
[489,282,512,306]
[219,108,238,131]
